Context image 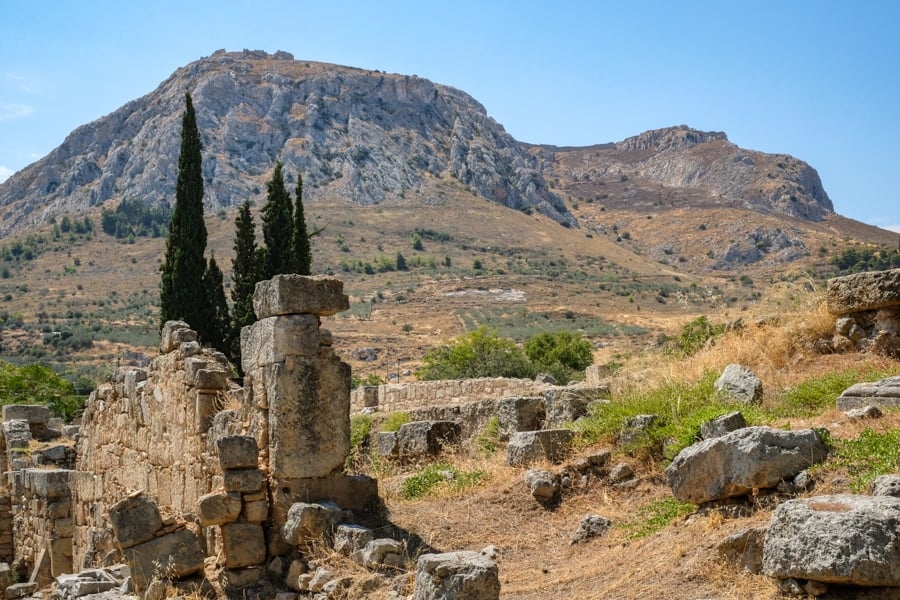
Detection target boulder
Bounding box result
[281,501,350,546]
[352,538,405,569]
[1,404,49,424]
[524,469,558,499]
[570,514,612,545]
[333,524,375,555]
[870,475,900,498]
[664,426,828,504]
[123,528,204,592]
[762,494,900,586]
[496,396,545,441]
[198,492,242,526]
[252,274,349,319]
[836,376,900,410]
[542,387,606,427]
[395,420,461,457]
[826,268,900,314]
[108,493,162,549]
[619,414,659,446]
[507,429,573,466]
[413,550,500,600]
[700,411,747,440]
[715,364,762,404]
[716,526,767,574]
[374,431,399,457]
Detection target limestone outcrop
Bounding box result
[826,268,900,358]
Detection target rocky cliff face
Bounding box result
[534,125,834,222]
[0,50,574,236]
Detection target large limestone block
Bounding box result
[198,492,242,526]
[267,354,351,479]
[160,320,197,353]
[222,523,266,568]
[272,474,379,520]
[108,492,162,549]
[217,435,259,470]
[413,550,500,600]
[25,468,71,498]
[241,315,320,372]
[826,268,900,315]
[762,495,900,586]
[507,429,573,466]
[497,396,545,441]
[396,421,461,457]
[715,364,763,404]
[665,426,828,504]
[253,275,349,319]
[2,404,49,424]
[281,501,350,546]
[124,528,204,592]
[836,376,900,410]
[543,387,603,427]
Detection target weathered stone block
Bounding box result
[836,376,900,410]
[374,431,398,457]
[763,495,900,586]
[334,524,375,555]
[543,387,605,427]
[272,474,379,521]
[870,474,900,498]
[414,550,500,600]
[253,274,349,319]
[241,315,320,372]
[665,426,828,504]
[281,501,350,546]
[195,392,219,432]
[700,411,747,440]
[352,538,405,569]
[717,526,767,574]
[160,320,197,354]
[184,357,208,384]
[220,566,264,588]
[194,368,228,390]
[497,396,545,441]
[265,355,351,479]
[108,492,162,549]
[217,435,260,470]
[49,536,73,576]
[243,498,269,523]
[26,468,71,499]
[507,430,574,466]
[5,582,38,599]
[1,404,49,424]
[198,492,242,526]
[826,268,900,314]
[715,364,763,404]
[223,468,263,493]
[222,523,266,569]
[524,469,559,499]
[124,528,204,592]
[395,420,461,457]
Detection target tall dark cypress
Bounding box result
[201,254,230,352]
[291,172,311,275]
[160,92,208,332]
[229,200,259,363]
[260,161,294,278]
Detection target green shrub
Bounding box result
[664,316,725,357]
[351,372,386,389]
[476,416,500,455]
[381,412,411,432]
[417,326,535,381]
[525,330,593,384]
[0,361,86,420]
[400,462,487,500]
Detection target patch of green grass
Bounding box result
[400,462,488,500]
[381,411,411,433]
[476,416,500,455]
[830,428,900,492]
[770,367,896,418]
[619,497,696,540]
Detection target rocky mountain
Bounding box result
[0,49,574,237]
[531,125,833,221]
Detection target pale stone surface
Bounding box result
[715,364,763,404]
[280,502,350,546]
[665,426,828,504]
[253,275,349,319]
[123,528,204,591]
[826,268,900,314]
[1,404,49,424]
[26,468,71,498]
[108,493,162,549]
[197,492,242,526]
[223,468,263,493]
[570,514,612,545]
[159,320,196,353]
[836,376,900,410]
[507,429,573,466]
[413,550,500,600]
[524,469,558,499]
[222,523,266,568]
[375,431,398,457]
[870,474,900,498]
[700,411,747,440]
[762,495,900,586]
[395,420,461,457]
[333,524,375,555]
[717,527,767,574]
[353,538,405,569]
[497,396,545,441]
[217,435,259,470]
[241,315,320,372]
[543,386,606,427]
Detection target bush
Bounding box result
[381,412,411,433]
[524,330,593,384]
[0,361,86,420]
[417,326,535,381]
[664,316,725,357]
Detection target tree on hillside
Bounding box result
[160,92,209,332]
[201,254,230,352]
[524,330,593,384]
[230,200,260,363]
[291,173,312,275]
[261,162,294,278]
[417,326,535,380]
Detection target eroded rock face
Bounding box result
[664,426,828,504]
[714,364,762,404]
[837,376,900,410]
[762,495,900,587]
[507,430,573,466]
[826,269,900,315]
[413,550,500,600]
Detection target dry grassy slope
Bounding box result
[0,171,896,380]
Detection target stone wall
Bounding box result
[826,268,900,358]
[71,325,237,570]
[350,378,554,414]
[10,469,73,583]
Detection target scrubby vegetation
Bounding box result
[0,360,88,420]
[830,246,900,274]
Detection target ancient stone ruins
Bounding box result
[1,270,899,599]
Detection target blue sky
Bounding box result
[2,1,898,231]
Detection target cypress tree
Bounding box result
[260,161,294,278]
[291,172,312,275]
[229,200,259,362]
[160,92,208,332]
[201,254,230,352]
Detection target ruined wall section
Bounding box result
[350,378,554,414]
[72,322,240,570]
